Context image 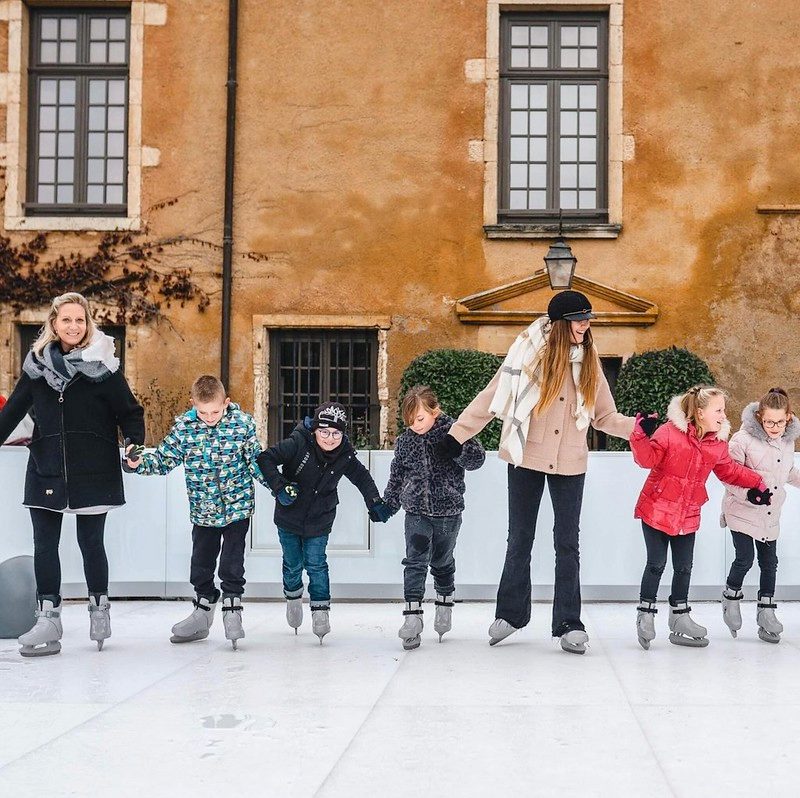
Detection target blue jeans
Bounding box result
[277,529,330,608]
[402,513,462,602]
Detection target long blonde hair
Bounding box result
[32,292,97,358]
[679,385,728,434]
[533,319,600,417]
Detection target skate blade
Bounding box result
[170,631,209,644]
[315,635,326,645]
[402,637,421,650]
[758,629,780,644]
[294,628,298,635]
[20,641,61,657]
[637,636,651,651]
[668,633,709,648]
[560,642,586,655]
[97,640,104,651]
[730,629,737,638]
[231,640,238,651]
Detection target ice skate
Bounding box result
[399,601,423,650]
[636,600,657,650]
[757,597,783,644]
[488,618,518,646]
[286,597,303,634]
[722,585,743,638]
[668,601,708,647]
[221,594,244,650]
[311,607,330,644]
[88,594,111,651]
[560,629,589,655]
[170,595,218,643]
[433,594,454,642]
[19,598,62,658]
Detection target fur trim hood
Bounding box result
[739,401,800,443]
[666,394,731,441]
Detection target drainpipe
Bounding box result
[220,0,239,389]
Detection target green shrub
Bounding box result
[397,349,503,449]
[607,346,715,451]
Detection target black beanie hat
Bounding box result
[547,290,596,322]
[311,402,348,432]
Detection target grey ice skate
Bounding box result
[757,597,783,644]
[311,607,330,644]
[636,600,657,650]
[560,629,589,655]
[399,601,424,650]
[19,598,62,658]
[722,585,743,638]
[221,595,245,650]
[434,594,454,642]
[170,595,218,643]
[488,618,518,646]
[88,594,111,651]
[668,601,708,647]
[286,597,303,634]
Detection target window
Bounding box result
[268,330,379,447]
[588,356,622,451]
[17,323,126,374]
[27,8,130,216]
[499,12,608,223]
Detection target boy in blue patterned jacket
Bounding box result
[124,375,266,649]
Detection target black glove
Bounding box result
[635,413,659,438]
[368,499,396,523]
[277,483,300,506]
[746,487,773,506]
[122,438,144,473]
[436,434,463,460]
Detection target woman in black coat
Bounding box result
[0,292,144,656]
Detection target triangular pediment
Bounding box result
[456,270,658,326]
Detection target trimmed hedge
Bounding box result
[397,348,503,449]
[607,346,715,451]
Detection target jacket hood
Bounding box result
[667,394,731,441]
[740,401,800,443]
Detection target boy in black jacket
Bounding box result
[258,402,392,642]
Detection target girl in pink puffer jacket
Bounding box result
[721,388,800,643]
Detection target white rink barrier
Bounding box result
[3,446,800,601]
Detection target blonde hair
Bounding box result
[191,375,227,403]
[757,387,792,418]
[32,292,97,357]
[679,385,728,432]
[533,319,600,417]
[401,385,440,426]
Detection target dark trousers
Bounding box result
[727,530,778,597]
[190,518,250,600]
[639,522,696,603]
[30,507,108,600]
[402,513,462,602]
[496,465,586,637]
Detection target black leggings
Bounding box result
[639,521,696,603]
[31,507,109,600]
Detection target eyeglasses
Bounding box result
[317,429,343,439]
[763,419,788,429]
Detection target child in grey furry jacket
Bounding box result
[383,385,485,650]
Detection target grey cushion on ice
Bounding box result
[0,555,36,638]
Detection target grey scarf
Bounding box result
[23,332,119,393]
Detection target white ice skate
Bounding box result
[311,607,330,644]
[221,595,245,650]
[88,594,111,651]
[488,618,518,646]
[19,598,62,658]
[170,595,218,643]
[433,595,453,643]
[399,602,423,650]
[286,597,303,634]
[636,600,657,650]
[722,585,743,638]
[668,601,708,647]
[757,597,783,644]
[560,629,589,655]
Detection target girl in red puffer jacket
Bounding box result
[629,385,770,650]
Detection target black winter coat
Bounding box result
[0,370,144,510]
[257,423,380,538]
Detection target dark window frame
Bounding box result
[267,329,380,448]
[498,11,609,224]
[587,355,622,451]
[26,7,130,217]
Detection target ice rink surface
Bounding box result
[1,599,799,798]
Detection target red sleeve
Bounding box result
[630,423,669,470]
[713,445,764,489]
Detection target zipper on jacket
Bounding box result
[58,389,68,503]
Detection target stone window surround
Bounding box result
[479,0,625,239]
[0,0,166,233]
[252,314,392,449]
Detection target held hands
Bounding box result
[436,433,463,460]
[746,486,773,506]
[277,483,300,506]
[634,412,659,438]
[368,498,396,523]
[122,438,144,473]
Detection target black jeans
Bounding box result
[496,465,586,637]
[30,507,108,600]
[190,518,250,599]
[639,522,696,603]
[727,530,778,597]
[402,513,462,602]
